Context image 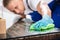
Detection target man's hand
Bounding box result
[30,14,54,30]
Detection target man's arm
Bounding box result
[37,1,51,17]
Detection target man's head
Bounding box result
[3,0,25,15]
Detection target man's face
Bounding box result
[7,0,25,15]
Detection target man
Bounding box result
[3,0,53,27]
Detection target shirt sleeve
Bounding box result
[29,0,41,11]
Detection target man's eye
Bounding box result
[15,7,18,9]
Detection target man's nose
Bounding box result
[14,9,20,14]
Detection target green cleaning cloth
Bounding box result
[30,24,55,31]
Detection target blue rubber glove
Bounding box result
[33,14,54,29]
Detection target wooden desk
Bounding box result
[6,20,60,40]
[0,19,6,39]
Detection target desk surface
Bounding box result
[6,20,60,39]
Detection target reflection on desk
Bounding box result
[6,21,60,40]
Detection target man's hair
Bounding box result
[3,0,11,7]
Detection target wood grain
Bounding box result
[6,20,60,40]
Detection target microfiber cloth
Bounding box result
[30,14,55,31]
[30,24,55,31]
